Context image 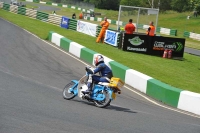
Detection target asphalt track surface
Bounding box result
[1,18,200,133]
[22,1,61,11]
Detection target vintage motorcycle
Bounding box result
[63,67,124,108]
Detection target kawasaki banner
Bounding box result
[77,20,97,37]
[104,30,119,47]
[60,16,69,29]
[123,34,148,53]
[122,34,185,57]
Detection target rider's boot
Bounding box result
[82,82,92,94]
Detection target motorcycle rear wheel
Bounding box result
[63,82,76,100]
[94,90,111,108]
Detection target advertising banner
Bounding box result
[151,36,185,57]
[123,34,148,53]
[60,16,69,29]
[122,34,185,57]
[77,20,97,37]
[104,30,119,47]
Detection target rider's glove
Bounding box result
[85,66,94,74]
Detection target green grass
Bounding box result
[0,9,200,94]
[25,5,38,9]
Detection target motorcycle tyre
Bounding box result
[63,82,76,100]
[94,90,111,108]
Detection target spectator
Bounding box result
[79,12,83,19]
[146,21,155,36]
[72,13,76,19]
[194,10,198,17]
[96,17,109,43]
[52,10,56,15]
[125,19,136,34]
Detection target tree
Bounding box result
[189,0,200,13]
[171,0,190,12]
[84,0,120,10]
[155,0,172,11]
[120,0,142,7]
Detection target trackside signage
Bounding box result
[104,30,119,47]
[123,34,148,53]
[122,34,185,57]
[76,20,97,37]
[60,16,69,29]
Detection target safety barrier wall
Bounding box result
[33,0,39,3]
[36,11,49,21]
[0,3,62,28]
[184,31,190,37]
[189,32,200,41]
[26,0,33,2]
[47,14,62,26]
[10,4,18,13]
[26,8,37,18]
[48,31,200,116]
[184,31,200,41]
[68,19,77,31]
[0,2,3,8]
[3,3,10,11]
[18,7,27,15]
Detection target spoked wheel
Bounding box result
[63,81,77,100]
[94,90,111,108]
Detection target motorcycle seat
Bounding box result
[98,82,109,86]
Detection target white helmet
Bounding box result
[94,55,104,66]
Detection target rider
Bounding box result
[82,55,113,94]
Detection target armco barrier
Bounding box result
[48,31,200,116]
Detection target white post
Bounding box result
[117,5,122,31]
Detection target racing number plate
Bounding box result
[112,93,116,99]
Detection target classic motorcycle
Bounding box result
[62,67,124,108]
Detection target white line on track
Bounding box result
[3,18,200,119]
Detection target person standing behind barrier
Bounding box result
[125,19,136,34]
[72,13,76,19]
[194,10,198,17]
[146,21,155,36]
[96,17,110,43]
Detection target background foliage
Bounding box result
[49,0,200,13]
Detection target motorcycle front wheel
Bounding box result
[63,81,76,100]
[94,90,111,108]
